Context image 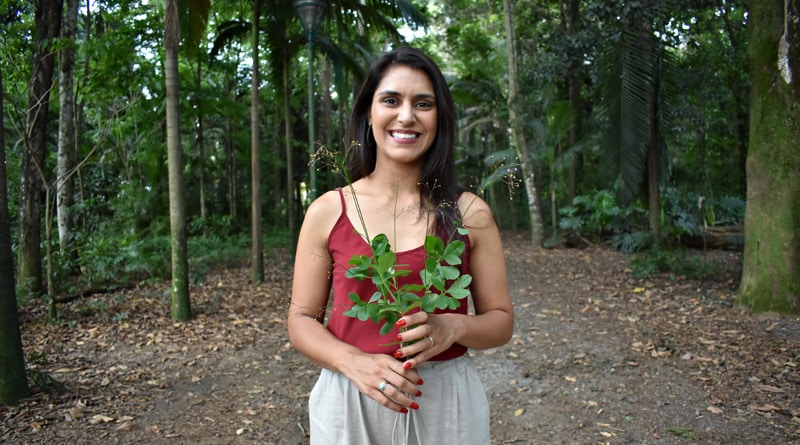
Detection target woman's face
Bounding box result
[368,65,438,166]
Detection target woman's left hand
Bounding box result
[393,312,463,369]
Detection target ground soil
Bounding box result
[3,233,800,444]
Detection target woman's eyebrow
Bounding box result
[376,89,436,100]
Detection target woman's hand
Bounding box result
[393,312,463,369]
[341,351,424,413]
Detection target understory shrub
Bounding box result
[630,247,725,280]
[559,189,648,250]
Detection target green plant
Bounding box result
[668,426,695,439]
[630,247,726,280]
[559,189,647,244]
[612,230,652,253]
[660,188,745,242]
[343,230,472,335]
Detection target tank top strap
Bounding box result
[336,187,346,214]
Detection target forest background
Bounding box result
[0,0,798,409]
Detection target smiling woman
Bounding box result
[288,46,513,444]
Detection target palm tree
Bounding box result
[596,0,678,245]
[163,0,210,320]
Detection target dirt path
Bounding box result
[2,233,799,444]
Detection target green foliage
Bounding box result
[75,228,248,290]
[661,187,745,241]
[611,231,653,253]
[188,233,249,279]
[559,188,744,252]
[559,190,647,241]
[343,232,472,335]
[630,247,725,280]
[188,214,236,238]
[668,426,696,439]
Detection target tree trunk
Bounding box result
[566,0,581,203]
[196,57,207,222]
[320,58,333,151]
[719,1,749,196]
[646,90,661,245]
[75,0,92,234]
[283,57,296,257]
[165,0,192,321]
[18,0,62,297]
[737,0,800,313]
[57,0,79,268]
[250,0,264,283]
[503,0,544,247]
[0,56,30,406]
[225,73,237,221]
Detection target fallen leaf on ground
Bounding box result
[750,404,782,412]
[756,384,783,393]
[116,420,136,431]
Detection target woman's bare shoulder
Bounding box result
[301,189,344,234]
[458,191,494,225]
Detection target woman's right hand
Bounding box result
[341,351,424,413]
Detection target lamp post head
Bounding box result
[293,0,327,36]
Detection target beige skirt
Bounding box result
[308,355,490,445]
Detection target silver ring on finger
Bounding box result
[427,335,434,348]
[378,381,388,392]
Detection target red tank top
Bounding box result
[326,188,469,361]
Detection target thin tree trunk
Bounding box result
[165,0,192,321]
[18,0,62,297]
[283,57,296,258]
[503,0,544,247]
[57,0,79,277]
[644,25,662,245]
[250,1,264,283]
[196,57,207,222]
[737,0,800,313]
[646,117,661,244]
[76,0,92,234]
[320,58,333,150]
[719,1,749,196]
[566,0,581,202]
[0,55,30,406]
[226,73,237,220]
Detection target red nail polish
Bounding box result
[400,408,409,414]
[410,402,420,410]
[416,390,422,397]
[393,349,404,358]
[417,378,424,385]
[403,362,413,370]
[395,319,406,327]
[396,334,403,343]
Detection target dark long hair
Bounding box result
[347,46,464,240]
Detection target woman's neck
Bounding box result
[365,163,422,197]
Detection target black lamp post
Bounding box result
[294,0,327,201]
